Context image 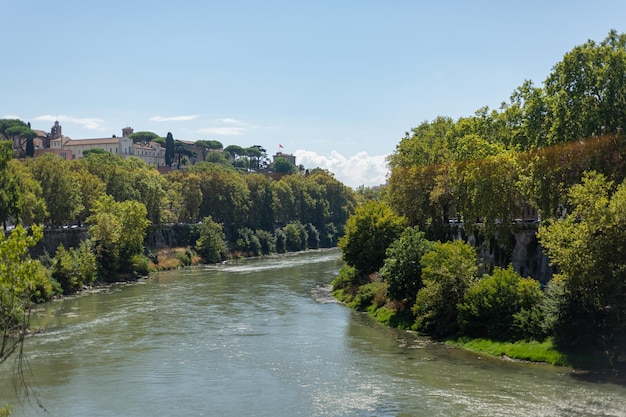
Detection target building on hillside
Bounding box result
[134,140,166,167]
[49,133,134,159]
[175,139,205,166]
[34,123,166,166]
[273,152,296,166]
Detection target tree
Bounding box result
[70,165,106,226]
[25,136,34,157]
[250,145,268,168]
[538,171,626,358]
[224,145,245,163]
[174,141,196,169]
[282,221,307,252]
[25,153,83,226]
[245,146,262,169]
[87,195,151,279]
[0,141,22,229]
[544,30,626,144]
[245,174,275,231]
[195,166,250,230]
[1,225,52,365]
[195,216,227,263]
[165,132,175,168]
[8,160,47,226]
[164,171,202,223]
[339,200,406,275]
[0,119,37,158]
[51,241,97,293]
[205,151,230,165]
[412,240,478,337]
[128,131,159,143]
[379,226,434,306]
[195,139,223,161]
[274,157,296,173]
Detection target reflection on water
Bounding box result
[1,248,626,417]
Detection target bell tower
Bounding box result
[51,121,62,139]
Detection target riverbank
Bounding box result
[333,284,625,371]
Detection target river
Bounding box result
[1,249,625,416]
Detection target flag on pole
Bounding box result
[279,144,284,148]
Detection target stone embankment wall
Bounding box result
[462,224,553,283]
[28,224,199,258]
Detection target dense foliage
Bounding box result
[0,225,50,364]
[538,172,626,361]
[335,31,626,366]
[386,31,626,240]
[338,201,406,275]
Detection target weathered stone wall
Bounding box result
[30,227,89,258]
[27,223,200,258]
[462,224,553,283]
[144,224,200,250]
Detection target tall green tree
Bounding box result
[195,216,227,263]
[0,119,37,158]
[128,131,159,143]
[245,174,275,231]
[413,240,479,337]
[339,200,406,275]
[0,142,22,229]
[8,160,47,226]
[25,153,83,226]
[379,226,434,307]
[165,132,175,168]
[87,195,151,279]
[538,171,626,359]
[544,30,626,144]
[1,225,52,365]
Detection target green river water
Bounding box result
[1,249,625,416]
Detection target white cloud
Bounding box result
[35,114,106,131]
[294,149,389,188]
[149,115,199,122]
[196,118,257,136]
[216,118,242,124]
[197,127,245,136]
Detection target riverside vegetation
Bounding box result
[334,31,626,370]
[2,29,626,414]
[0,133,359,414]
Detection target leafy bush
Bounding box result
[255,229,276,255]
[349,282,385,311]
[195,216,227,263]
[458,266,545,340]
[331,265,359,293]
[131,254,151,275]
[305,223,320,249]
[274,228,287,253]
[51,240,97,293]
[412,240,478,337]
[236,227,261,256]
[283,222,307,252]
[319,222,338,248]
[379,226,434,305]
[339,200,406,274]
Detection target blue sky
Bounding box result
[4,0,626,187]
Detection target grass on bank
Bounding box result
[445,337,619,369]
[446,337,569,366]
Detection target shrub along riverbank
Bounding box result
[332,199,626,371]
